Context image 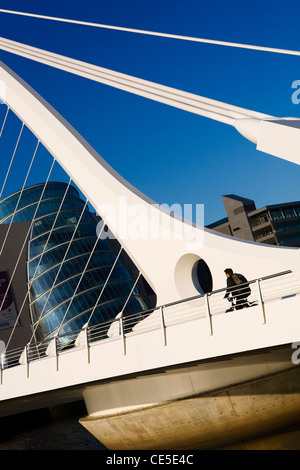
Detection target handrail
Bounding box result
[135,269,292,310]
[0,269,297,372]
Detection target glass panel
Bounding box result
[28,236,113,265]
[283,208,295,218]
[0,196,86,224]
[31,209,96,237]
[29,223,99,257]
[0,183,80,222]
[269,209,283,220]
[31,270,133,317]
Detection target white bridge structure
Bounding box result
[0,14,300,449]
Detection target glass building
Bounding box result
[0,182,154,347]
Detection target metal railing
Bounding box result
[1,270,299,373]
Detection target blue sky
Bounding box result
[0,0,299,224]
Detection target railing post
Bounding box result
[160,306,167,346]
[54,336,59,371]
[85,326,90,363]
[256,279,266,324]
[0,352,4,384]
[205,294,213,335]
[119,316,126,355]
[25,344,29,378]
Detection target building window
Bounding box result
[253,227,275,241]
[250,214,269,228]
[269,209,283,220]
[283,208,296,218]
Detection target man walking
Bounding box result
[224,268,251,311]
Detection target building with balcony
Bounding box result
[207,194,300,247]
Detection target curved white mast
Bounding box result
[0,61,299,307]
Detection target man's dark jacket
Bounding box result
[225,273,251,300]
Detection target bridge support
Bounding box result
[79,365,300,450]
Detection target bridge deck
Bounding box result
[1,270,300,416]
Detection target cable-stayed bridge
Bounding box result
[0,10,300,449]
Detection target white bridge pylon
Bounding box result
[0,60,299,306]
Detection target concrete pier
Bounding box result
[79,366,300,450]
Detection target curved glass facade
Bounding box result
[0,183,154,346]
